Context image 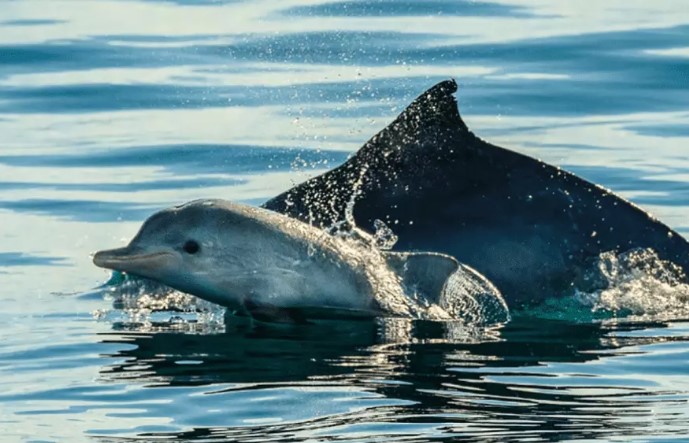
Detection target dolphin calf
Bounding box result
[264,80,689,305]
[93,199,506,323]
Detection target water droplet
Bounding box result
[306,242,317,257]
[373,219,398,250]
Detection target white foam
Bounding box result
[575,248,689,321]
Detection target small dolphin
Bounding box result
[93,199,504,323]
[264,80,689,305]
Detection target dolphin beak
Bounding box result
[93,246,176,275]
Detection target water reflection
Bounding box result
[96,317,687,441]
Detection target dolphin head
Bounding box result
[93,199,266,309]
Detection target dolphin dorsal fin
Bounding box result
[399,79,467,131]
[261,80,473,228]
[384,251,459,302]
[358,79,468,159]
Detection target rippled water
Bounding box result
[2,1,689,441]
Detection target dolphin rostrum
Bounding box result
[264,80,689,305]
[93,199,506,323]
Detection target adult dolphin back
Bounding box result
[263,80,689,305]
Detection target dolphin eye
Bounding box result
[183,240,200,254]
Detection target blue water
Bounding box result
[2,1,689,441]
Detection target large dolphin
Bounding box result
[264,80,689,305]
[93,199,506,323]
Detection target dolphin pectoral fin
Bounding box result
[384,251,460,302]
[243,299,310,325]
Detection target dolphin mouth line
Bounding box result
[93,250,175,270]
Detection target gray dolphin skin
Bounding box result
[264,80,689,305]
[93,199,503,322]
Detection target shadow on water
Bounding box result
[96,317,686,441]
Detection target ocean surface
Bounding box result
[2,1,689,441]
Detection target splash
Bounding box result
[372,219,398,250]
[343,162,369,226]
[529,248,689,322]
[576,248,689,321]
[93,273,225,329]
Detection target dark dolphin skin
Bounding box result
[264,80,689,305]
